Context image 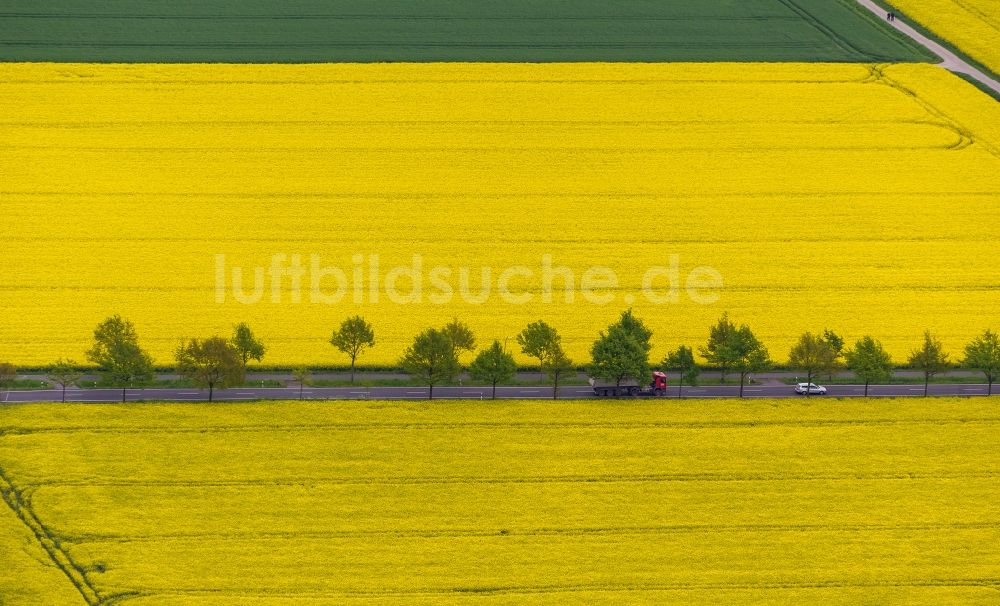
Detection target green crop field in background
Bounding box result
[0,0,934,62]
[2,399,998,604]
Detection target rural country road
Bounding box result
[856,0,1000,95]
[1,383,995,403]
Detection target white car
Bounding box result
[795,382,827,395]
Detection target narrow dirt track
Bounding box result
[856,0,1000,95]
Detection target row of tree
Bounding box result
[2,311,998,401]
[399,318,575,399]
[573,310,995,399]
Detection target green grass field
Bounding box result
[0,0,934,62]
[2,399,998,604]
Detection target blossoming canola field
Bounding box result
[2,62,999,365]
[888,0,1000,75]
[2,399,999,604]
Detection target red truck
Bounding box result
[589,371,668,397]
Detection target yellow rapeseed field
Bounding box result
[889,0,1000,75]
[1,398,999,604]
[0,500,86,605]
[1,63,998,366]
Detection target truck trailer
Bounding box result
[589,371,668,397]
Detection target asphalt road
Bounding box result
[1,383,995,403]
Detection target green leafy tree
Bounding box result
[47,358,82,403]
[231,322,266,369]
[908,330,949,397]
[291,366,313,400]
[442,318,477,364]
[591,330,645,388]
[617,308,654,350]
[517,320,573,396]
[788,332,836,397]
[542,344,575,400]
[732,324,772,398]
[175,336,245,402]
[821,329,846,380]
[468,340,517,399]
[663,345,699,398]
[0,362,15,402]
[590,309,653,388]
[517,320,560,378]
[700,312,739,382]
[330,316,376,383]
[845,336,893,397]
[963,329,1000,396]
[400,328,460,399]
[86,315,155,402]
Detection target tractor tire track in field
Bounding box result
[0,13,803,23]
[776,0,870,60]
[868,64,996,158]
[0,143,967,153]
[952,0,1000,32]
[5,415,1000,436]
[0,75,876,85]
[0,41,847,50]
[63,521,1000,543]
[34,470,1000,488]
[0,465,102,604]
[3,190,992,200]
[2,234,987,245]
[102,577,1000,600]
